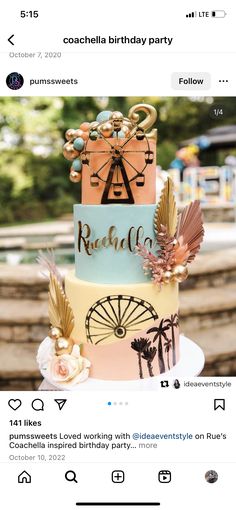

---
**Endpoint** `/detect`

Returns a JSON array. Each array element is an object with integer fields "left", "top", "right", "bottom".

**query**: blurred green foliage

[{"left": 0, "top": 96, "right": 236, "bottom": 224}]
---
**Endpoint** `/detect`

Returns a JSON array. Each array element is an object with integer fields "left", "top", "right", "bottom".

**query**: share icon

[{"left": 54, "top": 399, "right": 67, "bottom": 411}]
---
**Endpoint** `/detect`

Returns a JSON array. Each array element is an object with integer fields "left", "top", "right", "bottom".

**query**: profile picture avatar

[{"left": 6, "top": 72, "right": 24, "bottom": 90}]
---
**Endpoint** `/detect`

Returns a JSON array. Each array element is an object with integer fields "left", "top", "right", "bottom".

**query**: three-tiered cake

[{"left": 37, "top": 104, "right": 204, "bottom": 388}]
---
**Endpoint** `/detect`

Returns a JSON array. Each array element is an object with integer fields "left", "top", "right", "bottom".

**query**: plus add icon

[{"left": 111, "top": 470, "right": 125, "bottom": 483}]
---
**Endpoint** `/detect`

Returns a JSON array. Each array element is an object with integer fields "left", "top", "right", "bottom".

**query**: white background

[
  {"left": 0, "top": 1, "right": 236, "bottom": 508},
  {"left": 1, "top": 382, "right": 235, "bottom": 509},
  {"left": 0, "top": 0, "right": 235, "bottom": 95}
]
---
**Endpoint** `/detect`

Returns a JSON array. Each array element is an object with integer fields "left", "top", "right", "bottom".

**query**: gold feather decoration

[
  {"left": 48, "top": 274, "right": 74, "bottom": 338},
  {"left": 175, "top": 200, "right": 204, "bottom": 263},
  {"left": 37, "top": 250, "right": 75, "bottom": 354},
  {"left": 36, "top": 249, "right": 64, "bottom": 288},
  {"left": 154, "top": 178, "right": 177, "bottom": 237}
]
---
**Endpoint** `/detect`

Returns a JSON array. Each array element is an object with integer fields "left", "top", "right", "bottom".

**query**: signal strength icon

[{"left": 186, "top": 11, "right": 197, "bottom": 18}]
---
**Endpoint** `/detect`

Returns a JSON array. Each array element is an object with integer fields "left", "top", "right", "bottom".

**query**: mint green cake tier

[{"left": 74, "top": 204, "right": 156, "bottom": 284}]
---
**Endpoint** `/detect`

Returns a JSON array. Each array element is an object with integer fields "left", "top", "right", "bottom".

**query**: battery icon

[{"left": 211, "top": 10, "right": 227, "bottom": 17}]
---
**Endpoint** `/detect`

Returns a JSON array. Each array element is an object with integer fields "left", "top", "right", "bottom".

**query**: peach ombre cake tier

[{"left": 37, "top": 104, "right": 204, "bottom": 388}]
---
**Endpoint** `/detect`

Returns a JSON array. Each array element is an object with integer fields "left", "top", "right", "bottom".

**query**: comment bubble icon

[{"left": 31, "top": 399, "right": 44, "bottom": 411}]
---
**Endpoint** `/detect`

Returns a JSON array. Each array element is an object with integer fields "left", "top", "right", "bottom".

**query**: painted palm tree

[
  {"left": 147, "top": 319, "right": 169, "bottom": 373},
  {"left": 142, "top": 345, "right": 157, "bottom": 377},
  {"left": 131, "top": 338, "right": 148, "bottom": 379},
  {"left": 164, "top": 338, "right": 172, "bottom": 370},
  {"left": 164, "top": 314, "right": 179, "bottom": 366}
]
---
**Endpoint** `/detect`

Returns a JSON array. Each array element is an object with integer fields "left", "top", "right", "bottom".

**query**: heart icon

[{"left": 8, "top": 399, "right": 22, "bottom": 411}]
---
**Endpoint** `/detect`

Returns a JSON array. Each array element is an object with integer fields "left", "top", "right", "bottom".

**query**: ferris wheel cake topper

[{"left": 63, "top": 104, "right": 157, "bottom": 205}]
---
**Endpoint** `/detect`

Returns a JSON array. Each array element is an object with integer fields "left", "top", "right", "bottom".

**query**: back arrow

[{"left": 8, "top": 34, "right": 14, "bottom": 46}]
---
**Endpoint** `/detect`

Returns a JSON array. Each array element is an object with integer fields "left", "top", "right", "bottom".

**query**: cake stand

[{"left": 38, "top": 335, "right": 205, "bottom": 391}]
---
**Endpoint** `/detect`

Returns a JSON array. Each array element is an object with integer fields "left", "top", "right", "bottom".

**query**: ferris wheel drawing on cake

[
  {"left": 82, "top": 123, "right": 154, "bottom": 204},
  {"left": 85, "top": 294, "right": 158, "bottom": 345}
]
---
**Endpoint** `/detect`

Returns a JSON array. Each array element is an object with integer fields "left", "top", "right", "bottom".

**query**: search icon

[{"left": 65, "top": 470, "right": 78, "bottom": 483}]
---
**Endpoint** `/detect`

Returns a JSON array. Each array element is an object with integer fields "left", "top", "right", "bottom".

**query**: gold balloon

[
  {"left": 110, "top": 111, "right": 123, "bottom": 121},
  {"left": 74, "top": 128, "right": 84, "bottom": 138},
  {"left": 55, "top": 336, "right": 74, "bottom": 355},
  {"left": 98, "top": 121, "right": 113, "bottom": 138},
  {"left": 50, "top": 327, "right": 61, "bottom": 340},
  {"left": 81, "top": 131, "right": 89, "bottom": 141},
  {"left": 65, "top": 128, "right": 76, "bottom": 141},
  {"left": 162, "top": 270, "right": 173, "bottom": 284},
  {"left": 90, "top": 121, "right": 99, "bottom": 130},
  {"left": 70, "top": 170, "right": 82, "bottom": 183},
  {"left": 63, "top": 142, "right": 79, "bottom": 161},
  {"left": 172, "top": 264, "right": 188, "bottom": 283},
  {"left": 80, "top": 122, "right": 90, "bottom": 131},
  {"left": 122, "top": 125, "right": 130, "bottom": 137},
  {"left": 123, "top": 119, "right": 133, "bottom": 130}
]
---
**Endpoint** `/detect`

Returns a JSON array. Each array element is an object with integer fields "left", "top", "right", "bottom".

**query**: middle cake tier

[
  {"left": 65, "top": 271, "right": 178, "bottom": 340},
  {"left": 65, "top": 274, "right": 179, "bottom": 379},
  {"left": 74, "top": 204, "right": 157, "bottom": 284}
]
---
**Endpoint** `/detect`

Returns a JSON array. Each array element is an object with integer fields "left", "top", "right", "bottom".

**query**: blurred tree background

[{"left": 0, "top": 96, "right": 236, "bottom": 224}]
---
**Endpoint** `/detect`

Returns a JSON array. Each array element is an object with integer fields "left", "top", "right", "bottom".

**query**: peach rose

[{"left": 48, "top": 345, "right": 91, "bottom": 386}]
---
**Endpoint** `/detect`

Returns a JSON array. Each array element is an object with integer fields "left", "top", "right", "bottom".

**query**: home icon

[{"left": 18, "top": 471, "right": 31, "bottom": 484}]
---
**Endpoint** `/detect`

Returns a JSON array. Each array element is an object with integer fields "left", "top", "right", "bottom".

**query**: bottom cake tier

[
  {"left": 38, "top": 335, "right": 205, "bottom": 390},
  {"left": 64, "top": 271, "right": 180, "bottom": 381}
]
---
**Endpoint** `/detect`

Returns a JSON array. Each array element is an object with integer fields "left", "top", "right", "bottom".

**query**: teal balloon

[
  {"left": 96, "top": 111, "right": 112, "bottom": 123},
  {"left": 170, "top": 158, "right": 184, "bottom": 170},
  {"left": 197, "top": 136, "right": 210, "bottom": 150},
  {"left": 73, "top": 137, "right": 84, "bottom": 151},
  {"left": 72, "top": 159, "right": 82, "bottom": 172}
]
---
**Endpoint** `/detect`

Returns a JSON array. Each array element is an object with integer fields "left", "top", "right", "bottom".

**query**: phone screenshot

[{"left": 0, "top": 2, "right": 235, "bottom": 509}]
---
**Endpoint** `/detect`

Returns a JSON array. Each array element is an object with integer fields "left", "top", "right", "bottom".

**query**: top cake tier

[{"left": 63, "top": 104, "right": 157, "bottom": 205}]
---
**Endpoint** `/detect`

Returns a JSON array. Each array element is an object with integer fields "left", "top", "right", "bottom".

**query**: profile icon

[
  {"left": 173, "top": 379, "right": 180, "bottom": 389},
  {"left": 205, "top": 470, "right": 218, "bottom": 483},
  {"left": 6, "top": 72, "right": 24, "bottom": 90}
]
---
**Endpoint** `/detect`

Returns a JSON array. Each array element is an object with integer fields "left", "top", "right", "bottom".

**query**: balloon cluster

[
  {"left": 63, "top": 110, "right": 133, "bottom": 183},
  {"left": 170, "top": 145, "right": 200, "bottom": 172},
  {"left": 63, "top": 122, "right": 90, "bottom": 183},
  {"left": 170, "top": 136, "right": 210, "bottom": 172}
]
